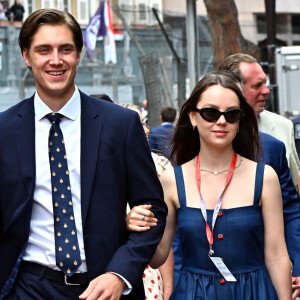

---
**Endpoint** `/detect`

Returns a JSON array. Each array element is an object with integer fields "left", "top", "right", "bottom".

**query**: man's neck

[{"left": 36, "top": 86, "right": 76, "bottom": 112}]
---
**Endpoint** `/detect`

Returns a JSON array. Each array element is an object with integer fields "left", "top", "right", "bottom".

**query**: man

[
  {"left": 219, "top": 53, "right": 300, "bottom": 190},
  {"left": 148, "top": 107, "right": 176, "bottom": 159},
  {"left": 218, "top": 53, "right": 300, "bottom": 299},
  {"left": 0, "top": 9, "right": 167, "bottom": 300}
]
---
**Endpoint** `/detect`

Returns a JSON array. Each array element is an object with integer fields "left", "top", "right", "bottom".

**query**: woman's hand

[{"left": 126, "top": 204, "right": 157, "bottom": 231}]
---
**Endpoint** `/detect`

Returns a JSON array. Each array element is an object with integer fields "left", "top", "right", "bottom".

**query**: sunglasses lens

[
  {"left": 201, "top": 108, "right": 220, "bottom": 122},
  {"left": 198, "top": 108, "right": 243, "bottom": 123},
  {"left": 225, "top": 110, "right": 243, "bottom": 123}
]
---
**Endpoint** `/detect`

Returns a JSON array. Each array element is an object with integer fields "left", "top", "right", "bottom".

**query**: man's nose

[
  {"left": 262, "top": 84, "right": 270, "bottom": 95},
  {"left": 50, "top": 51, "right": 62, "bottom": 65}
]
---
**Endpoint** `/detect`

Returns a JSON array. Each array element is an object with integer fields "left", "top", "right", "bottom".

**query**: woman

[{"left": 128, "top": 71, "right": 291, "bottom": 299}]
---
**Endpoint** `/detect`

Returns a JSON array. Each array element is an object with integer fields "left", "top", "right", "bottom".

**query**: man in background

[
  {"left": 219, "top": 53, "right": 300, "bottom": 189},
  {"left": 219, "top": 53, "right": 300, "bottom": 300},
  {"left": 148, "top": 106, "right": 176, "bottom": 160}
]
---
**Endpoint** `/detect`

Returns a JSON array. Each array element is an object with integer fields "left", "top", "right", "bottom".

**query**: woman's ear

[{"left": 188, "top": 110, "right": 197, "bottom": 128}]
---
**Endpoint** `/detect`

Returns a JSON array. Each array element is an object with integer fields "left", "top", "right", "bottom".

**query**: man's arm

[
  {"left": 277, "top": 144, "right": 300, "bottom": 299},
  {"left": 277, "top": 143, "right": 300, "bottom": 275},
  {"left": 260, "top": 132, "right": 300, "bottom": 275},
  {"left": 287, "top": 120, "right": 300, "bottom": 190},
  {"left": 105, "top": 113, "right": 167, "bottom": 280},
  {"left": 81, "top": 111, "right": 167, "bottom": 299}
]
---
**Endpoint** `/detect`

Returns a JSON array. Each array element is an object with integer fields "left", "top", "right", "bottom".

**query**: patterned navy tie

[{"left": 47, "top": 113, "right": 81, "bottom": 276}]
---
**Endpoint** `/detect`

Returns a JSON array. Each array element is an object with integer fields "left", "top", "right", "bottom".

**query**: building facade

[
  {"left": 5, "top": 0, "right": 300, "bottom": 46},
  {"left": 163, "top": 0, "right": 300, "bottom": 47},
  {"left": 2, "top": 0, "right": 300, "bottom": 112}
]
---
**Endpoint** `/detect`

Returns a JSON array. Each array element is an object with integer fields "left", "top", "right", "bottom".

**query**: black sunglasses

[{"left": 194, "top": 107, "right": 244, "bottom": 124}]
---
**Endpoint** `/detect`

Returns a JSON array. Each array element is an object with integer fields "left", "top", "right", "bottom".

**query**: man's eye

[
  {"left": 254, "top": 83, "right": 262, "bottom": 89},
  {"left": 62, "top": 48, "right": 72, "bottom": 53},
  {"left": 38, "top": 48, "right": 49, "bottom": 53}
]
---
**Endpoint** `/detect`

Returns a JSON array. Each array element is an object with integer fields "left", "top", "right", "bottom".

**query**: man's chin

[
  {"left": 256, "top": 108, "right": 264, "bottom": 114},
  {"left": 255, "top": 104, "right": 265, "bottom": 115}
]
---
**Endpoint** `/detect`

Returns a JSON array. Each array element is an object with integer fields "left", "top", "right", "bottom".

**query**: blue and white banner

[
  {"left": 103, "top": 0, "right": 117, "bottom": 64},
  {"left": 84, "top": 0, "right": 117, "bottom": 64},
  {"left": 83, "top": 2, "right": 105, "bottom": 58}
]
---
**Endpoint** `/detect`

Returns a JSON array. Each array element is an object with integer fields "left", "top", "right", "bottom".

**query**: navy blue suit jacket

[
  {"left": 260, "top": 132, "right": 300, "bottom": 275},
  {"left": 173, "top": 131, "right": 300, "bottom": 285},
  {"left": 148, "top": 123, "right": 174, "bottom": 159},
  {"left": 0, "top": 92, "right": 167, "bottom": 298}
]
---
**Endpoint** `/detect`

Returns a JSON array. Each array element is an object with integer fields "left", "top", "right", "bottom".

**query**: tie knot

[{"left": 47, "top": 113, "right": 63, "bottom": 125}]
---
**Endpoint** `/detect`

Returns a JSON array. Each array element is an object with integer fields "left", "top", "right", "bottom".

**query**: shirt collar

[
  {"left": 257, "top": 113, "right": 261, "bottom": 129},
  {"left": 34, "top": 86, "right": 80, "bottom": 121}
]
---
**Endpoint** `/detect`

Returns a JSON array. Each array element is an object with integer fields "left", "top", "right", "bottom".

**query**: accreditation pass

[{"left": 209, "top": 256, "right": 237, "bottom": 281}]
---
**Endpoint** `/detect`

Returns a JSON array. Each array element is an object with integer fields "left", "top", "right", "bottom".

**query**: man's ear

[
  {"left": 76, "top": 51, "right": 81, "bottom": 66},
  {"left": 23, "top": 48, "right": 31, "bottom": 68}
]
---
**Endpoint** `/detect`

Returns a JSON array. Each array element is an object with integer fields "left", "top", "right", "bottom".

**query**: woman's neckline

[{"left": 177, "top": 204, "right": 260, "bottom": 211}]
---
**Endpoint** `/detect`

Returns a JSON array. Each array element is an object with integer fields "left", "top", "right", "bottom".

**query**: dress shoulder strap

[
  {"left": 253, "top": 162, "right": 265, "bottom": 206},
  {"left": 174, "top": 165, "right": 187, "bottom": 208}
]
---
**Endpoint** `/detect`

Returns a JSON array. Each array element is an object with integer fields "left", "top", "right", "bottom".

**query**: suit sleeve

[
  {"left": 148, "top": 129, "right": 156, "bottom": 153},
  {"left": 105, "top": 113, "right": 168, "bottom": 287},
  {"left": 287, "top": 121, "right": 300, "bottom": 190},
  {"left": 278, "top": 142, "right": 300, "bottom": 275}
]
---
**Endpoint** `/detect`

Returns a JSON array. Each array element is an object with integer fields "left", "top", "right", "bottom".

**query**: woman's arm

[
  {"left": 262, "top": 165, "right": 292, "bottom": 299},
  {"left": 150, "top": 168, "right": 178, "bottom": 269},
  {"left": 126, "top": 167, "right": 178, "bottom": 269},
  {"left": 126, "top": 205, "right": 174, "bottom": 299},
  {"left": 159, "top": 249, "right": 174, "bottom": 300}
]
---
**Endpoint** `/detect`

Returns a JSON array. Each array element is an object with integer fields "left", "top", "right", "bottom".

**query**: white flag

[{"left": 103, "top": 0, "right": 117, "bottom": 64}]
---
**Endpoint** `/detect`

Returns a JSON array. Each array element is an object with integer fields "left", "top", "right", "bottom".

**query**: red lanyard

[{"left": 195, "top": 152, "right": 237, "bottom": 255}]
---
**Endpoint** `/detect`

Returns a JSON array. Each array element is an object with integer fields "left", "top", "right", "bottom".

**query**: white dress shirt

[{"left": 23, "top": 87, "right": 87, "bottom": 272}]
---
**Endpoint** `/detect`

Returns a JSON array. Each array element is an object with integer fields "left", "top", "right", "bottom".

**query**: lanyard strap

[{"left": 195, "top": 152, "right": 237, "bottom": 255}]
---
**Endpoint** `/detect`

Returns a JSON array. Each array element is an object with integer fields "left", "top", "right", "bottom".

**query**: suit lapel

[
  {"left": 15, "top": 97, "right": 36, "bottom": 197},
  {"left": 80, "top": 92, "right": 103, "bottom": 226}
]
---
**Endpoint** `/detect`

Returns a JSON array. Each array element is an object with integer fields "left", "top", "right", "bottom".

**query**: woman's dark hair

[
  {"left": 90, "top": 94, "right": 114, "bottom": 103},
  {"left": 19, "top": 9, "right": 83, "bottom": 54},
  {"left": 170, "top": 70, "right": 261, "bottom": 165}
]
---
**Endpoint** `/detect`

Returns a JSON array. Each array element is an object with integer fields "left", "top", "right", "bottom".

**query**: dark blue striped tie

[{"left": 47, "top": 113, "right": 81, "bottom": 276}]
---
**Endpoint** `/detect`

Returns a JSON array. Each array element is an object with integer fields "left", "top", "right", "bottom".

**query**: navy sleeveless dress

[{"left": 170, "top": 163, "right": 278, "bottom": 300}]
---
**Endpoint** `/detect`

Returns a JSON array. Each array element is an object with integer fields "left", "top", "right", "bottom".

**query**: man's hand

[
  {"left": 292, "top": 276, "right": 300, "bottom": 300},
  {"left": 79, "top": 273, "right": 125, "bottom": 300}
]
